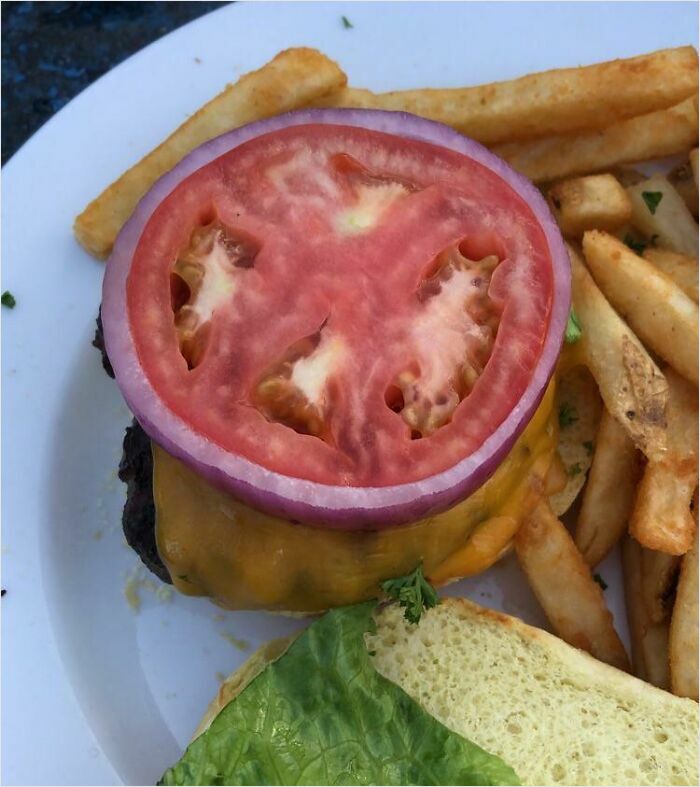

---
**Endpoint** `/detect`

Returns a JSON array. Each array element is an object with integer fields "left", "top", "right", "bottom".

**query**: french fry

[
  {"left": 515, "top": 501, "right": 630, "bottom": 671},
  {"left": 313, "top": 47, "right": 698, "bottom": 145},
  {"left": 641, "top": 622, "right": 671, "bottom": 690},
  {"left": 621, "top": 536, "right": 670, "bottom": 688},
  {"left": 626, "top": 174, "right": 699, "bottom": 257},
  {"left": 643, "top": 248, "right": 699, "bottom": 303},
  {"left": 612, "top": 167, "right": 647, "bottom": 188},
  {"left": 641, "top": 548, "right": 680, "bottom": 624},
  {"left": 668, "top": 160, "right": 699, "bottom": 218},
  {"left": 631, "top": 369, "right": 698, "bottom": 555},
  {"left": 575, "top": 409, "right": 640, "bottom": 566},
  {"left": 547, "top": 174, "right": 631, "bottom": 238},
  {"left": 74, "top": 48, "right": 347, "bottom": 258},
  {"left": 515, "top": 502, "right": 629, "bottom": 670},
  {"left": 669, "top": 524, "right": 699, "bottom": 700},
  {"left": 690, "top": 148, "right": 699, "bottom": 188},
  {"left": 569, "top": 244, "right": 668, "bottom": 460},
  {"left": 549, "top": 365, "right": 602, "bottom": 516},
  {"left": 582, "top": 230, "right": 699, "bottom": 385},
  {"left": 622, "top": 535, "right": 648, "bottom": 679},
  {"left": 494, "top": 98, "right": 698, "bottom": 183}
]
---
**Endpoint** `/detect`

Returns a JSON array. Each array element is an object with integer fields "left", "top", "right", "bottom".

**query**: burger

[{"left": 96, "top": 109, "right": 570, "bottom": 613}]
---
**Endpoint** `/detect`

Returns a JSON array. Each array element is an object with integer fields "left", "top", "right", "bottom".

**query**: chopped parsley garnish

[
  {"left": 623, "top": 233, "right": 647, "bottom": 255},
  {"left": 642, "top": 191, "right": 663, "bottom": 215},
  {"left": 565, "top": 308, "right": 582, "bottom": 344},
  {"left": 568, "top": 462, "right": 583, "bottom": 477},
  {"left": 593, "top": 573, "right": 608, "bottom": 591},
  {"left": 558, "top": 403, "right": 578, "bottom": 428},
  {"left": 583, "top": 440, "right": 594, "bottom": 456},
  {"left": 1, "top": 291, "right": 16, "bottom": 308},
  {"left": 1, "top": 589, "right": 6, "bottom": 597},
  {"left": 381, "top": 564, "right": 438, "bottom": 624},
  {"left": 341, "top": 15, "right": 353, "bottom": 28}
]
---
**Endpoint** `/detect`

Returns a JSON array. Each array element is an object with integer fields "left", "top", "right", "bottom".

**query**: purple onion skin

[{"left": 102, "top": 109, "right": 570, "bottom": 531}]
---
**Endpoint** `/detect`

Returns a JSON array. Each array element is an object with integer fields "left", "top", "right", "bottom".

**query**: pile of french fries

[{"left": 74, "top": 46, "right": 699, "bottom": 701}]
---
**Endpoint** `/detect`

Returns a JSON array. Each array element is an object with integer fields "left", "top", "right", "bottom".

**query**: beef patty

[{"left": 95, "top": 311, "right": 171, "bottom": 583}]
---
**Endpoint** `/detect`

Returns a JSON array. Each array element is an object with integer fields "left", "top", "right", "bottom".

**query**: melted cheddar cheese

[{"left": 154, "top": 383, "right": 557, "bottom": 613}]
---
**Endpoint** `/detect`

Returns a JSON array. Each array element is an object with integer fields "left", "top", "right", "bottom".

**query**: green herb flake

[
  {"left": 341, "top": 14, "right": 353, "bottom": 28},
  {"left": 623, "top": 233, "right": 647, "bottom": 256},
  {"left": 642, "top": 191, "right": 663, "bottom": 215},
  {"left": 159, "top": 603, "right": 519, "bottom": 786},
  {"left": 568, "top": 462, "right": 583, "bottom": 477},
  {"left": 381, "top": 564, "right": 438, "bottom": 624},
  {"left": 558, "top": 403, "right": 578, "bottom": 429},
  {"left": 1, "top": 291, "right": 16, "bottom": 309},
  {"left": 564, "top": 308, "right": 582, "bottom": 344},
  {"left": 593, "top": 573, "right": 608, "bottom": 591},
  {"left": 583, "top": 440, "right": 594, "bottom": 456}
]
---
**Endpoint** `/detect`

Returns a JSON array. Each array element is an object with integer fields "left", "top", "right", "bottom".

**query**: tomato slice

[{"left": 127, "top": 124, "right": 553, "bottom": 487}]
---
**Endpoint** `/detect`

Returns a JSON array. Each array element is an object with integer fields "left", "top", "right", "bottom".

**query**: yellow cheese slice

[{"left": 154, "top": 382, "right": 557, "bottom": 612}]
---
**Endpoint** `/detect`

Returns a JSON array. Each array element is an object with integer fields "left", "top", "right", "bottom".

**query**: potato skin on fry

[
  {"left": 641, "top": 548, "right": 680, "bottom": 625},
  {"left": 622, "top": 535, "right": 649, "bottom": 680},
  {"left": 74, "top": 48, "right": 348, "bottom": 258},
  {"left": 569, "top": 244, "right": 668, "bottom": 460},
  {"left": 515, "top": 501, "right": 630, "bottom": 672},
  {"left": 582, "top": 230, "right": 699, "bottom": 386}
]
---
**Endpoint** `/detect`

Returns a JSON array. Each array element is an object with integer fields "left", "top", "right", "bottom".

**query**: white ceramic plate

[{"left": 2, "top": 2, "right": 697, "bottom": 784}]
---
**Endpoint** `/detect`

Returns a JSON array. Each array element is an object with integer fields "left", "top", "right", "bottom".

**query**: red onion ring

[{"left": 102, "top": 109, "right": 570, "bottom": 530}]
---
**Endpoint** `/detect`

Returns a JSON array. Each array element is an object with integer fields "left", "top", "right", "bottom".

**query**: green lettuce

[{"left": 160, "top": 602, "right": 519, "bottom": 786}]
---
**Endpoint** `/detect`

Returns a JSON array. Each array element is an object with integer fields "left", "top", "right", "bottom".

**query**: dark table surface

[{"left": 1, "top": 1, "right": 228, "bottom": 164}]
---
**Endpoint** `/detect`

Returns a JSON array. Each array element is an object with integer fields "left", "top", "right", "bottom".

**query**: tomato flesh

[{"left": 128, "top": 124, "right": 553, "bottom": 487}]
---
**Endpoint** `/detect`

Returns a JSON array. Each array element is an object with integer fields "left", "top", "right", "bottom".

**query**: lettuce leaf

[{"left": 160, "top": 603, "right": 519, "bottom": 785}]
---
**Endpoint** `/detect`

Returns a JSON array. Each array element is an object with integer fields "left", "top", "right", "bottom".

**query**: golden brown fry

[
  {"left": 626, "top": 174, "right": 699, "bottom": 257},
  {"left": 582, "top": 230, "right": 699, "bottom": 385},
  {"left": 622, "top": 535, "right": 648, "bottom": 680},
  {"left": 313, "top": 47, "right": 698, "bottom": 145},
  {"left": 631, "top": 369, "right": 698, "bottom": 555},
  {"left": 669, "top": 524, "right": 699, "bottom": 700},
  {"left": 668, "top": 160, "right": 699, "bottom": 219},
  {"left": 549, "top": 366, "right": 602, "bottom": 516},
  {"left": 641, "top": 548, "right": 680, "bottom": 624},
  {"left": 515, "top": 501, "right": 630, "bottom": 671},
  {"left": 547, "top": 174, "right": 631, "bottom": 238},
  {"left": 569, "top": 244, "right": 668, "bottom": 459},
  {"left": 643, "top": 248, "right": 699, "bottom": 303},
  {"left": 74, "top": 48, "right": 347, "bottom": 258},
  {"left": 576, "top": 409, "right": 640, "bottom": 566},
  {"left": 494, "top": 98, "right": 698, "bottom": 183}
]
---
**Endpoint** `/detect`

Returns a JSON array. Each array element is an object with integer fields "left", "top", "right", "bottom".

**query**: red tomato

[{"left": 128, "top": 124, "right": 553, "bottom": 487}]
